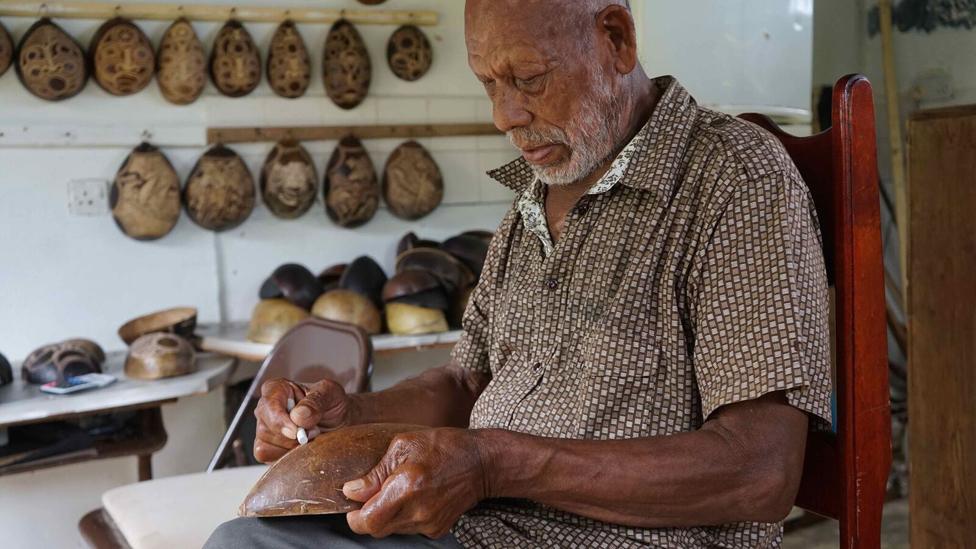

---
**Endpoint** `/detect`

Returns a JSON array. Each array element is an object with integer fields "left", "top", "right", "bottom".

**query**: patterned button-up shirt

[{"left": 450, "top": 76, "right": 832, "bottom": 548}]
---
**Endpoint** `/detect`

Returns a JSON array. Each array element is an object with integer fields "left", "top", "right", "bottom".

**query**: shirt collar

[{"left": 487, "top": 76, "right": 698, "bottom": 199}]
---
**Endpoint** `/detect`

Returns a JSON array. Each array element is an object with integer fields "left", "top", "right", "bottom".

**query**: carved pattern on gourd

[
  {"left": 322, "top": 20, "right": 371, "bottom": 109},
  {"left": 387, "top": 25, "right": 432, "bottom": 82},
  {"left": 184, "top": 148, "right": 256, "bottom": 231},
  {"left": 0, "top": 22, "right": 13, "bottom": 77},
  {"left": 383, "top": 141, "right": 444, "bottom": 220},
  {"left": 157, "top": 18, "right": 207, "bottom": 105},
  {"left": 91, "top": 18, "right": 155, "bottom": 96},
  {"left": 268, "top": 21, "right": 311, "bottom": 99},
  {"left": 210, "top": 21, "right": 261, "bottom": 97},
  {"left": 16, "top": 19, "right": 88, "bottom": 101},
  {"left": 111, "top": 145, "right": 181, "bottom": 240},
  {"left": 326, "top": 137, "right": 380, "bottom": 227},
  {"left": 261, "top": 141, "right": 318, "bottom": 219}
]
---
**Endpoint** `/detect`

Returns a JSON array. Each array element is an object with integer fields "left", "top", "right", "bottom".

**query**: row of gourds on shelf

[
  {"left": 112, "top": 136, "right": 444, "bottom": 240},
  {"left": 0, "top": 12, "right": 431, "bottom": 106}
]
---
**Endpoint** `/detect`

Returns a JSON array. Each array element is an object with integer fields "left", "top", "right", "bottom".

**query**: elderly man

[{"left": 206, "top": 0, "right": 830, "bottom": 547}]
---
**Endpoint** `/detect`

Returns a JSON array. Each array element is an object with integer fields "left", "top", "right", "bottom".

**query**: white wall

[{"left": 0, "top": 0, "right": 517, "bottom": 361}]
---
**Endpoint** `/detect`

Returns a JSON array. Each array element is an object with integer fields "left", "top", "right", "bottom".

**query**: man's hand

[
  {"left": 253, "top": 378, "right": 353, "bottom": 463},
  {"left": 342, "top": 428, "right": 488, "bottom": 539}
]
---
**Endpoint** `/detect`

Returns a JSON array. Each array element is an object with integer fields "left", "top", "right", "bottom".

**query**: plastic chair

[{"left": 739, "top": 74, "right": 891, "bottom": 548}]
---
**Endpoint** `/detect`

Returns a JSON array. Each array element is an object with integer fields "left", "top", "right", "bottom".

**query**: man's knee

[{"left": 204, "top": 517, "right": 262, "bottom": 549}]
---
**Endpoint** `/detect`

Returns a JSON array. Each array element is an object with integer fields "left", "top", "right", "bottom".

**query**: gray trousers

[{"left": 204, "top": 515, "right": 463, "bottom": 549}]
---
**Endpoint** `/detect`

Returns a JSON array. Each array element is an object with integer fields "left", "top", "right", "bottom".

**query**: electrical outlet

[{"left": 68, "top": 179, "right": 110, "bottom": 216}]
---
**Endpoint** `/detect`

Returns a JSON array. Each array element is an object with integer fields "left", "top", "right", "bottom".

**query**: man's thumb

[{"left": 342, "top": 461, "right": 390, "bottom": 503}]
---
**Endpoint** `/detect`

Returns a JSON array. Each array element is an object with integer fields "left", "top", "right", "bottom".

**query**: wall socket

[{"left": 68, "top": 179, "right": 110, "bottom": 216}]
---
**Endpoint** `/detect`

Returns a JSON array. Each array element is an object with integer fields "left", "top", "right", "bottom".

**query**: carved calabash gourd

[
  {"left": 317, "top": 263, "right": 347, "bottom": 292},
  {"left": 311, "top": 289, "right": 382, "bottom": 335},
  {"left": 241, "top": 424, "right": 426, "bottom": 517},
  {"left": 339, "top": 256, "right": 388, "bottom": 308},
  {"left": 0, "top": 351, "right": 12, "bottom": 387},
  {"left": 110, "top": 143, "right": 181, "bottom": 241},
  {"left": 325, "top": 136, "right": 379, "bottom": 228},
  {"left": 322, "top": 19, "right": 371, "bottom": 110},
  {"left": 247, "top": 299, "right": 309, "bottom": 344},
  {"left": 22, "top": 343, "right": 102, "bottom": 385},
  {"left": 383, "top": 141, "right": 444, "bottom": 220},
  {"left": 267, "top": 20, "right": 311, "bottom": 99},
  {"left": 259, "top": 263, "right": 324, "bottom": 310},
  {"left": 210, "top": 20, "right": 261, "bottom": 98},
  {"left": 157, "top": 18, "right": 207, "bottom": 105},
  {"left": 387, "top": 25, "right": 432, "bottom": 82},
  {"left": 0, "top": 21, "right": 13, "bottom": 78},
  {"left": 125, "top": 333, "right": 197, "bottom": 381},
  {"left": 90, "top": 18, "right": 155, "bottom": 96},
  {"left": 184, "top": 145, "right": 256, "bottom": 232},
  {"left": 16, "top": 18, "right": 89, "bottom": 101},
  {"left": 260, "top": 140, "right": 318, "bottom": 219}
]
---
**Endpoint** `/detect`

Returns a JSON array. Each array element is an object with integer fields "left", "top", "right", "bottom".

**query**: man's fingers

[
  {"left": 343, "top": 455, "right": 394, "bottom": 503},
  {"left": 256, "top": 423, "right": 299, "bottom": 449},
  {"left": 253, "top": 439, "right": 291, "bottom": 464},
  {"left": 291, "top": 379, "right": 346, "bottom": 430},
  {"left": 256, "top": 379, "right": 306, "bottom": 440},
  {"left": 346, "top": 474, "right": 408, "bottom": 537}
]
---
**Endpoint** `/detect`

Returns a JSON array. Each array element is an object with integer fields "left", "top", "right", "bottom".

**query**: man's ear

[{"left": 596, "top": 5, "right": 639, "bottom": 75}]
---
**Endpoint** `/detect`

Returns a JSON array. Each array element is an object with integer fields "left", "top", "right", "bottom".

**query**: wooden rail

[
  {"left": 0, "top": 1, "right": 439, "bottom": 25},
  {"left": 207, "top": 123, "right": 503, "bottom": 144}
]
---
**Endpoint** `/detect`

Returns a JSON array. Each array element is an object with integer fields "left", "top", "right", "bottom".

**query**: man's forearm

[
  {"left": 347, "top": 363, "right": 489, "bottom": 428},
  {"left": 474, "top": 395, "right": 807, "bottom": 527}
]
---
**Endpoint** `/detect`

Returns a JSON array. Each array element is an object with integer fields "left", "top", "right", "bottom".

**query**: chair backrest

[
  {"left": 739, "top": 74, "right": 891, "bottom": 548},
  {"left": 207, "top": 318, "right": 372, "bottom": 472}
]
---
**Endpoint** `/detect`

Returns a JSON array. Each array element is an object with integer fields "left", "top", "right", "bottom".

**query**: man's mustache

[{"left": 507, "top": 126, "right": 569, "bottom": 150}]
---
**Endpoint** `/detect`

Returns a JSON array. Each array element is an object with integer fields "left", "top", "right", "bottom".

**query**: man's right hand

[{"left": 253, "top": 377, "right": 354, "bottom": 463}]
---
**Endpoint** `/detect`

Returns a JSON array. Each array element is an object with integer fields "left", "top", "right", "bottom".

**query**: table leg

[{"left": 137, "top": 454, "right": 152, "bottom": 481}]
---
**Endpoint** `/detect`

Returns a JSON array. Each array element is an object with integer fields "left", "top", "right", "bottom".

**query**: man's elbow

[{"left": 740, "top": 466, "right": 800, "bottom": 523}]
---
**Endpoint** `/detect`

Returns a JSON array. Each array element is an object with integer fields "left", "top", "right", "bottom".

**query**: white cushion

[{"left": 102, "top": 466, "right": 267, "bottom": 549}]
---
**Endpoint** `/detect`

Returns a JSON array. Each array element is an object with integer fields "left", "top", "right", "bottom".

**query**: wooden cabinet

[{"left": 907, "top": 105, "right": 976, "bottom": 549}]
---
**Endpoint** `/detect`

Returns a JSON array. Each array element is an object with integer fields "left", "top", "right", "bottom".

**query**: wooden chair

[
  {"left": 739, "top": 74, "right": 892, "bottom": 548},
  {"left": 80, "top": 318, "right": 373, "bottom": 549}
]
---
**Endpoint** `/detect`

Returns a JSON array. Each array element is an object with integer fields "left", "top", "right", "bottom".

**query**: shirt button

[
  {"left": 545, "top": 278, "right": 559, "bottom": 290},
  {"left": 574, "top": 202, "right": 589, "bottom": 215},
  {"left": 532, "top": 362, "right": 542, "bottom": 373}
]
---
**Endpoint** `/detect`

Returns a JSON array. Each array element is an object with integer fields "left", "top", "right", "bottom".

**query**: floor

[{"left": 783, "top": 499, "right": 909, "bottom": 548}]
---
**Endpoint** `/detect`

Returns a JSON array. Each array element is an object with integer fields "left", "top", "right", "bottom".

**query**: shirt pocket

[
  {"left": 576, "top": 341, "right": 662, "bottom": 440},
  {"left": 470, "top": 348, "right": 545, "bottom": 430}
]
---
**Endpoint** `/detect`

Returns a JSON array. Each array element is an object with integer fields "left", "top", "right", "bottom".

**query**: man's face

[{"left": 466, "top": 0, "right": 622, "bottom": 186}]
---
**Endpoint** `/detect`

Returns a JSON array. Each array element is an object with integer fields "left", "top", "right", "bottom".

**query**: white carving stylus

[{"left": 286, "top": 398, "right": 309, "bottom": 446}]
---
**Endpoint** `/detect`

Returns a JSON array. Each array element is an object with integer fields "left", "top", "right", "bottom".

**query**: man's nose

[{"left": 491, "top": 90, "right": 532, "bottom": 133}]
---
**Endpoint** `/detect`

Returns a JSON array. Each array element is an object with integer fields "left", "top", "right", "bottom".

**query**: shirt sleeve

[{"left": 690, "top": 168, "right": 832, "bottom": 429}]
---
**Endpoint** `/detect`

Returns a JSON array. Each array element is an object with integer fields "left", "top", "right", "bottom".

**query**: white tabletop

[{"left": 0, "top": 351, "right": 236, "bottom": 428}]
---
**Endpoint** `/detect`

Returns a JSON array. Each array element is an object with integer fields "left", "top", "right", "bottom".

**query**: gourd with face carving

[
  {"left": 325, "top": 136, "right": 380, "bottom": 228},
  {"left": 184, "top": 145, "right": 256, "bottom": 232},
  {"left": 0, "top": 21, "right": 13, "bottom": 78},
  {"left": 91, "top": 18, "right": 155, "bottom": 96},
  {"left": 268, "top": 21, "right": 311, "bottom": 99},
  {"left": 387, "top": 25, "right": 433, "bottom": 82},
  {"left": 322, "top": 20, "right": 371, "bottom": 110},
  {"left": 16, "top": 19, "right": 89, "bottom": 101},
  {"left": 383, "top": 141, "right": 444, "bottom": 220},
  {"left": 261, "top": 140, "right": 318, "bottom": 219},
  {"left": 111, "top": 143, "right": 181, "bottom": 241},
  {"left": 211, "top": 20, "right": 261, "bottom": 97},
  {"left": 157, "top": 18, "right": 207, "bottom": 105}
]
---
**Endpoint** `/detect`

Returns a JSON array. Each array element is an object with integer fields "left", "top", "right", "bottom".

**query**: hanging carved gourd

[
  {"left": 15, "top": 18, "right": 89, "bottom": 101},
  {"left": 260, "top": 140, "right": 318, "bottom": 219},
  {"left": 210, "top": 20, "right": 261, "bottom": 98},
  {"left": 111, "top": 143, "right": 181, "bottom": 241},
  {"left": 387, "top": 25, "right": 432, "bottom": 81},
  {"left": 0, "top": 21, "right": 13, "bottom": 78},
  {"left": 267, "top": 20, "right": 311, "bottom": 99},
  {"left": 322, "top": 19, "right": 371, "bottom": 110},
  {"left": 382, "top": 141, "right": 444, "bottom": 220},
  {"left": 157, "top": 18, "right": 207, "bottom": 105},
  {"left": 90, "top": 17, "right": 155, "bottom": 96},
  {"left": 325, "top": 136, "right": 380, "bottom": 228},
  {"left": 184, "top": 145, "right": 256, "bottom": 232}
]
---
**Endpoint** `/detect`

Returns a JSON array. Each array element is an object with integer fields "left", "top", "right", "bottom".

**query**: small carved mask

[
  {"left": 387, "top": 25, "right": 432, "bottom": 82},
  {"left": 111, "top": 143, "right": 182, "bottom": 241},
  {"left": 16, "top": 18, "right": 89, "bottom": 101},
  {"left": 210, "top": 20, "right": 261, "bottom": 97},
  {"left": 325, "top": 136, "right": 380, "bottom": 228},
  {"left": 382, "top": 141, "right": 444, "bottom": 220},
  {"left": 260, "top": 140, "right": 318, "bottom": 219},
  {"left": 184, "top": 145, "right": 256, "bottom": 232},
  {"left": 268, "top": 21, "right": 311, "bottom": 99},
  {"left": 157, "top": 18, "right": 207, "bottom": 105},
  {"left": 322, "top": 19, "right": 371, "bottom": 110},
  {"left": 91, "top": 18, "right": 155, "bottom": 96}
]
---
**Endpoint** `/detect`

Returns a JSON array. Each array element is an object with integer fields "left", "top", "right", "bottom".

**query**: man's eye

[{"left": 515, "top": 75, "right": 543, "bottom": 91}]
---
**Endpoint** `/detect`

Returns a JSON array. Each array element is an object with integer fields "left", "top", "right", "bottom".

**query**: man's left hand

[{"left": 342, "top": 428, "right": 489, "bottom": 539}]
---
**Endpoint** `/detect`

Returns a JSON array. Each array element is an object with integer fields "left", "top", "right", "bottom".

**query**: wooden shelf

[
  {"left": 207, "top": 123, "right": 503, "bottom": 145},
  {"left": 0, "top": 1, "right": 438, "bottom": 26}
]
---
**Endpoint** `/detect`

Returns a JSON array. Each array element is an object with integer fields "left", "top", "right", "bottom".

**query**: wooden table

[{"left": 0, "top": 352, "right": 236, "bottom": 480}]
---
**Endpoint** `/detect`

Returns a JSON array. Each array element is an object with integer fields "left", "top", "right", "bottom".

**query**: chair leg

[
  {"left": 137, "top": 454, "right": 152, "bottom": 481},
  {"left": 78, "top": 508, "right": 131, "bottom": 549}
]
